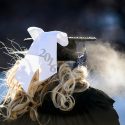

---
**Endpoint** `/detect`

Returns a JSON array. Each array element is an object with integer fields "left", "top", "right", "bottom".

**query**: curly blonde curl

[{"left": 0, "top": 60, "right": 89, "bottom": 125}]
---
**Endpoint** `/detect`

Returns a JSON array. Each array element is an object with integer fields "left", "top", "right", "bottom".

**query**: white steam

[{"left": 86, "top": 42, "right": 125, "bottom": 97}]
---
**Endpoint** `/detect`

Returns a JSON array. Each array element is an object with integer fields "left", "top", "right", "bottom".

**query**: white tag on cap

[
  {"left": 27, "top": 30, "right": 69, "bottom": 81},
  {"left": 15, "top": 27, "right": 69, "bottom": 92}
]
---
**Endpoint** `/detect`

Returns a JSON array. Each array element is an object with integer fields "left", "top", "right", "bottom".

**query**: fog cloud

[{"left": 86, "top": 41, "right": 125, "bottom": 97}]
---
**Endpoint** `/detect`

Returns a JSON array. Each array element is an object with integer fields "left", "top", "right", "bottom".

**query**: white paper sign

[{"left": 15, "top": 27, "right": 69, "bottom": 92}]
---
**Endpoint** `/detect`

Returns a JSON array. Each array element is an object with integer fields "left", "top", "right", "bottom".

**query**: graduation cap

[
  {"left": 58, "top": 36, "right": 96, "bottom": 67},
  {"left": 20, "top": 27, "right": 96, "bottom": 92}
]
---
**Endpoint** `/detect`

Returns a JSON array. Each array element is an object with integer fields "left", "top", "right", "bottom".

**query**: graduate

[{"left": 0, "top": 27, "right": 120, "bottom": 125}]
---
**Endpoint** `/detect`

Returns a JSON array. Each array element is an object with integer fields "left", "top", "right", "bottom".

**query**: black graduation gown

[{"left": 1, "top": 87, "right": 120, "bottom": 125}]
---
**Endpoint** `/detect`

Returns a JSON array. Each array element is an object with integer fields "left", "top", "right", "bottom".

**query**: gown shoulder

[{"left": 1, "top": 87, "right": 120, "bottom": 125}]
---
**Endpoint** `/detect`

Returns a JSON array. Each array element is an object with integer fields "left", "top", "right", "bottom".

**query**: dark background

[{"left": 0, "top": 0, "right": 125, "bottom": 69}]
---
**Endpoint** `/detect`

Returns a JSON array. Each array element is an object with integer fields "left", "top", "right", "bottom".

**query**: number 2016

[{"left": 39, "top": 49, "right": 56, "bottom": 72}]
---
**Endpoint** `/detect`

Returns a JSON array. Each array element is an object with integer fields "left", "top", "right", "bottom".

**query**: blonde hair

[{"left": 0, "top": 59, "right": 89, "bottom": 124}]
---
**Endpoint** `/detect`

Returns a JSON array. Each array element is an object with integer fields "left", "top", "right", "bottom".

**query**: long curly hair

[{"left": 0, "top": 59, "right": 89, "bottom": 125}]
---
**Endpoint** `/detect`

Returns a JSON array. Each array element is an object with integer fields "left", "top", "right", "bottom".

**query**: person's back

[{"left": 1, "top": 87, "right": 120, "bottom": 125}]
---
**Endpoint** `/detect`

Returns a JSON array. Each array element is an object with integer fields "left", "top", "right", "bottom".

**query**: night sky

[{"left": 0, "top": 0, "right": 125, "bottom": 43}]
